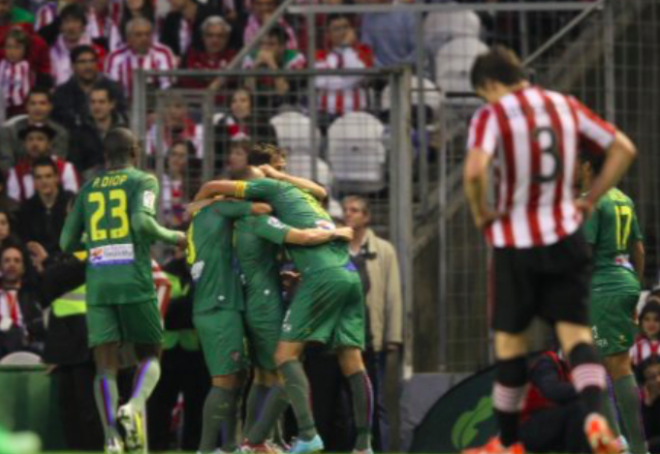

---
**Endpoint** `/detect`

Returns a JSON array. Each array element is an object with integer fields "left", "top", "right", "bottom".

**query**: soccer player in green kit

[
  {"left": 60, "top": 128, "right": 187, "bottom": 454},
  {"left": 580, "top": 152, "right": 647, "bottom": 454},
  {"left": 195, "top": 148, "right": 374, "bottom": 454},
  {"left": 186, "top": 196, "right": 271, "bottom": 454}
]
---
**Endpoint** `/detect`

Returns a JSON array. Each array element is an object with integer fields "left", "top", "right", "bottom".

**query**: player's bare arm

[
  {"left": 259, "top": 164, "right": 328, "bottom": 200},
  {"left": 285, "top": 226, "right": 354, "bottom": 246},
  {"left": 132, "top": 212, "right": 186, "bottom": 248},
  {"left": 577, "top": 131, "right": 637, "bottom": 216},
  {"left": 632, "top": 240, "right": 645, "bottom": 284},
  {"left": 194, "top": 180, "right": 240, "bottom": 201},
  {"left": 463, "top": 147, "right": 500, "bottom": 229},
  {"left": 187, "top": 197, "right": 272, "bottom": 216}
]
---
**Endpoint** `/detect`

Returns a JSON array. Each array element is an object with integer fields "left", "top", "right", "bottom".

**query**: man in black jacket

[
  {"left": 52, "top": 45, "right": 127, "bottom": 130},
  {"left": 17, "top": 158, "right": 74, "bottom": 256}
]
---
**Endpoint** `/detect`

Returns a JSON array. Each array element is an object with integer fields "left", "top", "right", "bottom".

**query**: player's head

[
  {"left": 470, "top": 45, "right": 528, "bottom": 102},
  {"left": 248, "top": 143, "right": 287, "bottom": 170},
  {"left": 104, "top": 127, "right": 139, "bottom": 167},
  {"left": 578, "top": 151, "right": 605, "bottom": 191},
  {"left": 342, "top": 195, "right": 371, "bottom": 230}
]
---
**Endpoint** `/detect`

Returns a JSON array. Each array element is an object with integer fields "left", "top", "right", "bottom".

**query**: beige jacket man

[{"left": 361, "top": 228, "right": 403, "bottom": 352}]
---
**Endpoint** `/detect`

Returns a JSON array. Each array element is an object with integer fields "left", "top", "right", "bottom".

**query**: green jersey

[
  {"left": 186, "top": 200, "right": 253, "bottom": 313},
  {"left": 68, "top": 167, "right": 160, "bottom": 306},
  {"left": 234, "top": 178, "right": 349, "bottom": 274},
  {"left": 234, "top": 215, "right": 290, "bottom": 301},
  {"left": 583, "top": 188, "right": 643, "bottom": 295}
]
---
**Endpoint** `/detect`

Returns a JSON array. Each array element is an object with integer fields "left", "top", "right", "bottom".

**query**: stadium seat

[
  {"left": 423, "top": 9, "right": 481, "bottom": 56},
  {"left": 435, "top": 37, "right": 489, "bottom": 94},
  {"left": 380, "top": 77, "right": 444, "bottom": 122},
  {"left": 327, "top": 112, "right": 386, "bottom": 193},
  {"left": 0, "top": 351, "right": 42, "bottom": 367},
  {"left": 286, "top": 154, "right": 334, "bottom": 190},
  {"left": 270, "top": 111, "right": 322, "bottom": 156}
]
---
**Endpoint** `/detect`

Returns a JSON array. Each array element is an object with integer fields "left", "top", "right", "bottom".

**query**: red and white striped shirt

[
  {"left": 151, "top": 260, "right": 171, "bottom": 318},
  {"left": 105, "top": 43, "right": 176, "bottom": 97},
  {"left": 467, "top": 86, "right": 616, "bottom": 249},
  {"left": 146, "top": 118, "right": 203, "bottom": 158},
  {"left": 35, "top": 2, "right": 57, "bottom": 31},
  {"left": 0, "top": 290, "right": 22, "bottom": 332},
  {"left": 315, "top": 44, "right": 373, "bottom": 116},
  {"left": 7, "top": 157, "right": 80, "bottom": 202},
  {"left": 0, "top": 59, "right": 33, "bottom": 113},
  {"left": 630, "top": 336, "right": 660, "bottom": 366}
]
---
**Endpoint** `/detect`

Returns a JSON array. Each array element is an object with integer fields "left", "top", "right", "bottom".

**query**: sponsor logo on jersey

[
  {"left": 315, "top": 220, "right": 336, "bottom": 231},
  {"left": 267, "top": 216, "right": 285, "bottom": 229},
  {"left": 90, "top": 244, "right": 135, "bottom": 266},
  {"left": 143, "top": 190, "right": 156, "bottom": 211},
  {"left": 191, "top": 261, "right": 204, "bottom": 281}
]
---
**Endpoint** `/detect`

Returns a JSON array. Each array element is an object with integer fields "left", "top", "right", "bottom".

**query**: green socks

[
  {"left": 129, "top": 358, "right": 161, "bottom": 409},
  {"left": 245, "top": 383, "right": 270, "bottom": 435},
  {"left": 199, "top": 387, "right": 240, "bottom": 453},
  {"left": 93, "top": 371, "right": 120, "bottom": 441},
  {"left": 279, "top": 360, "right": 317, "bottom": 440},
  {"left": 348, "top": 371, "right": 373, "bottom": 451},
  {"left": 613, "top": 374, "right": 647, "bottom": 454},
  {"left": 247, "top": 385, "right": 289, "bottom": 445}
]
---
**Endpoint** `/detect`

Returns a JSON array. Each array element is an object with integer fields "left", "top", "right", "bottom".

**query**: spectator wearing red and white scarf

[
  {"left": 49, "top": 4, "right": 107, "bottom": 85},
  {"left": 7, "top": 124, "right": 79, "bottom": 202},
  {"left": 105, "top": 17, "right": 176, "bottom": 98},
  {"left": 315, "top": 14, "right": 373, "bottom": 116},
  {"left": 0, "top": 246, "right": 45, "bottom": 359},
  {"left": 242, "top": 0, "right": 297, "bottom": 49},
  {"left": 632, "top": 300, "right": 660, "bottom": 367},
  {"left": 0, "top": 28, "right": 35, "bottom": 119}
]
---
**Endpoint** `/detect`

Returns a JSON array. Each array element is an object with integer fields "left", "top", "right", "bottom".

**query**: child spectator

[
  {"left": 632, "top": 300, "right": 660, "bottom": 368},
  {"left": 0, "top": 28, "right": 34, "bottom": 119},
  {"left": 638, "top": 356, "right": 660, "bottom": 453}
]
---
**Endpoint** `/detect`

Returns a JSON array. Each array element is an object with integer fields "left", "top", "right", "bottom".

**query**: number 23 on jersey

[{"left": 88, "top": 190, "right": 130, "bottom": 241}]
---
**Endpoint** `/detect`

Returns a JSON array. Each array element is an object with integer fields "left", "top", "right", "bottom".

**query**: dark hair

[
  {"left": 60, "top": 4, "right": 88, "bottom": 26},
  {"left": 104, "top": 127, "right": 137, "bottom": 165},
  {"left": 265, "top": 25, "right": 288, "bottom": 46},
  {"left": 169, "top": 139, "right": 195, "bottom": 158},
  {"left": 27, "top": 87, "right": 52, "bottom": 103},
  {"left": 327, "top": 13, "right": 353, "bottom": 27},
  {"left": 342, "top": 195, "right": 371, "bottom": 216},
  {"left": 637, "top": 355, "right": 660, "bottom": 383},
  {"left": 470, "top": 45, "right": 527, "bottom": 91},
  {"left": 641, "top": 301, "right": 660, "bottom": 323},
  {"left": 70, "top": 44, "right": 97, "bottom": 64},
  {"left": 119, "top": 0, "right": 155, "bottom": 41},
  {"left": 90, "top": 83, "right": 115, "bottom": 102},
  {"left": 4, "top": 27, "right": 29, "bottom": 52},
  {"left": 248, "top": 143, "right": 285, "bottom": 166},
  {"left": 31, "top": 156, "right": 58, "bottom": 175}
]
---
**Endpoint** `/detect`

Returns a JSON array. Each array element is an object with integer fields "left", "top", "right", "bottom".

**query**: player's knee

[
  {"left": 212, "top": 374, "right": 239, "bottom": 388},
  {"left": 494, "top": 331, "right": 528, "bottom": 359},
  {"left": 274, "top": 342, "right": 302, "bottom": 366},
  {"left": 134, "top": 343, "right": 162, "bottom": 361},
  {"left": 337, "top": 348, "right": 365, "bottom": 376},
  {"left": 93, "top": 342, "right": 120, "bottom": 371}
]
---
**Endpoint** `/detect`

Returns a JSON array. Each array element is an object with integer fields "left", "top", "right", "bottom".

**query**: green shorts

[
  {"left": 590, "top": 293, "right": 639, "bottom": 356},
  {"left": 245, "top": 293, "right": 284, "bottom": 371},
  {"left": 86, "top": 300, "right": 163, "bottom": 347},
  {"left": 194, "top": 309, "right": 246, "bottom": 376},
  {"left": 281, "top": 267, "right": 365, "bottom": 350}
]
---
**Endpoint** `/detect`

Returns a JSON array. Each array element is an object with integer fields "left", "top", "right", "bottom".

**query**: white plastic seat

[
  {"left": 381, "top": 77, "right": 444, "bottom": 117},
  {"left": 0, "top": 351, "right": 42, "bottom": 366},
  {"left": 286, "top": 154, "right": 333, "bottom": 190},
  {"left": 424, "top": 9, "right": 481, "bottom": 55},
  {"left": 327, "top": 112, "right": 386, "bottom": 193},
  {"left": 435, "top": 37, "right": 489, "bottom": 94},
  {"left": 270, "top": 111, "right": 322, "bottom": 156}
]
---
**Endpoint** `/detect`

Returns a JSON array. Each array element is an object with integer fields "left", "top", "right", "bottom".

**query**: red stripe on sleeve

[
  {"left": 493, "top": 102, "right": 516, "bottom": 247},
  {"left": 473, "top": 108, "right": 491, "bottom": 149}
]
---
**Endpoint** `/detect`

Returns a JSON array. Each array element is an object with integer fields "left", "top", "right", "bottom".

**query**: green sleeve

[
  {"left": 582, "top": 204, "right": 599, "bottom": 245},
  {"left": 237, "top": 178, "right": 281, "bottom": 202},
  {"left": 131, "top": 213, "right": 181, "bottom": 245},
  {"left": 210, "top": 200, "right": 253, "bottom": 218},
  {"left": 131, "top": 175, "right": 159, "bottom": 217},
  {"left": 60, "top": 193, "right": 85, "bottom": 252},
  {"left": 244, "top": 215, "right": 290, "bottom": 245}
]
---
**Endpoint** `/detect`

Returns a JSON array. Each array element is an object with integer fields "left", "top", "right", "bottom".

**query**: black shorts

[{"left": 492, "top": 231, "right": 592, "bottom": 334}]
